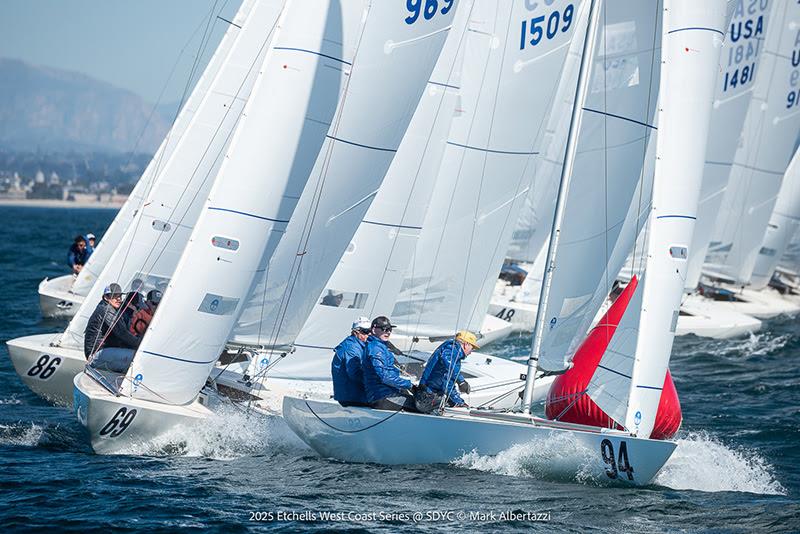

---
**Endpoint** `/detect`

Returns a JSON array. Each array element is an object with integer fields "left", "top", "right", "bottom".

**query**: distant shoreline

[{"left": 0, "top": 199, "right": 123, "bottom": 210}]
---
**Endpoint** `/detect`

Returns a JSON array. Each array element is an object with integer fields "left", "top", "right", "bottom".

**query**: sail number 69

[{"left": 406, "top": 0, "right": 454, "bottom": 25}]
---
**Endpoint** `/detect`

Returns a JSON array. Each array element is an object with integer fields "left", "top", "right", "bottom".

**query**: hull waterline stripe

[
  {"left": 363, "top": 219, "right": 423, "bottom": 230},
  {"left": 272, "top": 46, "right": 351, "bottom": 65},
  {"left": 656, "top": 214, "right": 697, "bottom": 220},
  {"left": 208, "top": 207, "right": 289, "bottom": 224},
  {"left": 598, "top": 364, "right": 632, "bottom": 379},
  {"left": 667, "top": 26, "right": 724, "bottom": 36},
  {"left": 582, "top": 107, "right": 657, "bottom": 130},
  {"left": 327, "top": 135, "right": 397, "bottom": 153},
  {"left": 141, "top": 350, "right": 217, "bottom": 365},
  {"left": 446, "top": 141, "right": 539, "bottom": 156}
]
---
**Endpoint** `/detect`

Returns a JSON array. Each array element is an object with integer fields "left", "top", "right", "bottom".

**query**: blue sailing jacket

[
  {"left": 331, "top": 334, "right": 367, "bottom": 405},
  {"left": 419, "top": 338, "right": 466, "bottom": 405},
  {"left": 362, "top": 335, "right": 412, "bottom": 403}
]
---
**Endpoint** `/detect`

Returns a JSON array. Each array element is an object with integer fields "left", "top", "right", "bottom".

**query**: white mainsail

[
  {"left": 230, "top": 1, "right": 458, "bottom": 350},
  {"left": 123, "top": 0, "right": 457, "bottom": 404},
  {"left": 59, "top": 0, "right": 285, "bottom": 350},
  {"left": 750, "top": 147, "right": 800, "bottom": 288},
  {"left": 684, "top": 0, "right": 771, "bottom": 291},
  {"left": 71, "top": 0, "right": 260, "bottom": 296},
  {"left": 532, "top": 0, "right": 662, "bottom": 374},
  {"left": 706, "top": 0, "right": 800, "bottom": 285},
  {"left": 391, "top": 0, "right": 586, "bottom": 339},
  {"left": 586, "top": 0, "right": 727, "bottom": 438}
]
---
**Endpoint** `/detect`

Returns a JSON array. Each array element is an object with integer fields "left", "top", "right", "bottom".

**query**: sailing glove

[{"left": 457, "top": 379, "right": 470, "bottom": 394}]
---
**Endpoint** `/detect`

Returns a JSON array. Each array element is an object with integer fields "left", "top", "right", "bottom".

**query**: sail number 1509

[{"left": 520, "top": 4, "right": 575, "bottom": 50}]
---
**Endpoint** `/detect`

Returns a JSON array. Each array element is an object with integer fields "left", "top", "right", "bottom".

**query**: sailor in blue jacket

[
  {"left": 361, "top": 316, "right": 416, "bottom": 411},
  {"left": 417, "top": 330, "right": 479, "bottom": 410},
  {"left": 331, "top": 316, "right": 371, "bottom": 406},
  {"left": 67, "top": 234, "right": 92, "bottom": 274}
]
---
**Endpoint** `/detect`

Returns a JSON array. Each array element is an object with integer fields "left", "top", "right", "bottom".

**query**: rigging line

[
  {"left": 602, "top": 1, "right": 610, "bottom": 335},
  {"left": 258, "top": 2, "right": 374, "bottom": 351},
  {"left": 368, "top": 0, "right": 477, "bottom": 321},
  {"left": 116, "top": 10, "right": 279, "bottom": 294},
  {"left": 113, "top": 0, "right": 227, "bottom": 285},
  {"left": 409, "top": 6, "right": 499, "bottom": 338},
  {"left": 305, "top": 400, "right": 405, "bottom": 434},
  {"left": 455, "top": 4, "right": 515, "bottom": 333}
]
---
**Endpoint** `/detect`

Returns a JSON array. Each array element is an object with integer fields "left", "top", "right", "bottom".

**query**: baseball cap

[
  {"left": 86, "top": 233, "right": 96, "bottom": 240},
  {"left": 351, "top": 316, "right": 371, "bottom": 332},
  {"left": 371, "top": 316, "right": 397, "bottom": 331},
  {"left": 103, "top": 283, "right": 123, "bottom": 298}
]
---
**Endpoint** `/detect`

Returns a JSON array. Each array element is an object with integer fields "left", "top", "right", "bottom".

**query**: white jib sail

[
  {"left": 706, "top": 0, "right": 800, "bottom": 285},
  {"left": 589, "top": 0, "right": 727, "bottom": 438},
  {"left": 126, "top": 0, "right": 458, "bottom": 404},
  {"left": 71, "top": 0, "right": 260, "bottom": 296},
  {"left": 266, "top": 2, "right": 472, "bottom": 380},
  {"left": 533, "top": 0, "right": 662, "bottom": 374},
  {"left": 59, "top": 0, "right": 284, "bottom": 350},
  {"left": 391, "top": 0, "right": 586, "bottom": 339},
  {"left": 684, "top": 0, "right": 769, "bottom": 291},
  {"left": 230, "top": 1, "right": 459, "bottom": 350},
  {"left": 750, "top": 147, "right": 800, "bottom": 289}
]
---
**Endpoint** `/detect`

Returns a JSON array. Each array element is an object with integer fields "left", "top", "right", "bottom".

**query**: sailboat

[
  {"left": 699, "top": 0, "right": 800, "bottom": 319},
  {"left": 7, "top": 0, "right": 283, "bottom": 406},
  {"left": 73, "top": 0, "right": 458, "bottom": 454},
  {"left": 284, "top": 0, "right": 726, "bottom": 485},
  {"left": 36, "top": 1, "right": 259, "bottom": 319}
]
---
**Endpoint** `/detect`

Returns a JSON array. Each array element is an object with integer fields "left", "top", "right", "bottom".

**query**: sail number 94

[
  {"left": 520, "top": 4, "right": 574, "bottom": 50},
  {"left": 600, "top": 439, "right": 635, "bottom": 481},
  {"left": 405, "top": 0, "right": 454, "bottom": 24}
]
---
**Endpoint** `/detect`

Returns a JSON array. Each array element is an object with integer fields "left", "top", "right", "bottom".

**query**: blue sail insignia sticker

[{"left": 198, "top": 294, "right": 239, "bottom": 316}]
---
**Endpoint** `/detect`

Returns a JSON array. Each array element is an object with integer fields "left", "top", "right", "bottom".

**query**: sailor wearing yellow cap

[{"left": 415, "top": 330, "right": 479, "bottom": 412}]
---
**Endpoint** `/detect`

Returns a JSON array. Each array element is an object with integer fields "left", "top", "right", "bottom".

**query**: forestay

[
  {"left": 534, "top": 0, "right": 662, "bottom": 374},
  {"left": 588, "top": 0, "right": 727, "bottom": 438},
  {"left": 391, "top": 0, "right": 585, "bottom": 339},
  {"left": 59, "top": 0, "right": 284, "bottom": 350},
  {"left": 684, "top": 0, "right": 770, "bottom": 291},
  {"left": 230, "top": 1, "right": 458, "bottom": 349},
  {"left": 750, "top": 147, "right": 800, "bottom": 289},
  {"left": 71, "top": 0, "right": 260, "bottom": 297},
  {"left": 707, "top": 0, "right": 800, "bottom": 285}
]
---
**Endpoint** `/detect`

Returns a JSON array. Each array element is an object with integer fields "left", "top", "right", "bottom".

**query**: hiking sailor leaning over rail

[
  {"left": 414, "top": 330, "right": 477, "bottom": 413},
  {"left": 83, "top": 283, "right": 141, "bottom": 373},
  {"left": 331, "top": 316, "right": 371, "bottom": 407},
  {"left": 362, "top": 316, "right": 416, "bottom": 412}
]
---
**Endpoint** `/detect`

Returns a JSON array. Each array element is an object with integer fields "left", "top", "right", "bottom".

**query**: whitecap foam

[
  {"left": 706, "top": 332, "right": 792, "bottom": 359},
  {"left": 453, "top": 432, "right": 602, "bottom": 484},
  {"left": 108, "top": 404, "right": 306, "bottom": 460},
  {"left": 0, "top": 422, "right": 44, "bottom": 447},
  {"left": 655, "top": 431, "right": 786, "bottom": 495}
]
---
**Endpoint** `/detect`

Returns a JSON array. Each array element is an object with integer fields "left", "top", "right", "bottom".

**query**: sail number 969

[
  {"left": 405, "top": 0, "right": 454, "bottom": 24},
  {"left": 520, "top": 4, "right": 574, "bottom": 50}
]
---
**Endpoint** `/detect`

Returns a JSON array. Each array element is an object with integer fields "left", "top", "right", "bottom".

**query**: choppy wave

[
  {"left": 655, "top": 431, "right": 786, "bottom": 495},
  {"left": 0, "top": 422, "right": 44, "bottom": 447}
]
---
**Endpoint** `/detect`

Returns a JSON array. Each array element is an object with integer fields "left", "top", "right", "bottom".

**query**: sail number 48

[
  {"left": 405, "top": 0, "right": 454, "bottom": 24},
  {"left": 600, "top": 439, "right": 635, "bottom": 481}
]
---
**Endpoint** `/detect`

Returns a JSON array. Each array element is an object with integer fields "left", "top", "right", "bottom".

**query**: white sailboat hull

[
  {"left": 73, "top": 372, "right": 213, "bottom": 455},
  {"left": 38, "top": 275, "right": 83, "bottom": 318},
  {"left": 6, "top": 333, "right": 86, "bottom": 406},
  {"left": 283, "top": 396, "right": 676, "bottom": 485},
  {"left": 675, "top": 293, "right": 762, "bottom": 339},
  {"left": 708, "top": 284, "right": 800, "bottom": 319},
  {"left": 393, "top": 314, "right": 514, "bottom": 353}
]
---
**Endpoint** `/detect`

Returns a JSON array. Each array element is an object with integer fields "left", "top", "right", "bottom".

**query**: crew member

[
  {"left": 415, "top": 330, "right": 478, "bottom": 412},
  {"left": 331, "top": 316, "right": 371, "bottom": 406},
  {"left": 67, "top": 235, "right": 90, "bottom": 274},
  {"left": 129, "top": 289, "right": 162, "bottom": 336},
  {"left": 84, "top": 283, "right": 142, "bottom": 359},
  {"left": 361, "top": 316, "right": 415, "bottom": 411}
]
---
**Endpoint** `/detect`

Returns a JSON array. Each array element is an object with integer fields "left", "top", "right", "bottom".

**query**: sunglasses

[{"left": 377, "top": 326, "right": 393, "bottom": 333}]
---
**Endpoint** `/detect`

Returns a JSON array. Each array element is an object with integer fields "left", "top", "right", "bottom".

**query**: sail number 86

[{"left": 406, "top": 0, "right": 454, "bottom": 24}]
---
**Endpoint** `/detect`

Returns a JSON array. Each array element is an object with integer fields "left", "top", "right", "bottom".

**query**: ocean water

[{"left": 0, "top": 205, "right": 798, "bottom": 532}]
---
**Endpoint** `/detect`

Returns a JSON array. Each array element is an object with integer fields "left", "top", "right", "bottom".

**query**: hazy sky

[{"left": 0, "top": 0, "right": 244, "bottom": 104}]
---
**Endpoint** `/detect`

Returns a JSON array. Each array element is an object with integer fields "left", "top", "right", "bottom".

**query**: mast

[{"left": 522, "top": 0, "right": 602, "bottom": 414}]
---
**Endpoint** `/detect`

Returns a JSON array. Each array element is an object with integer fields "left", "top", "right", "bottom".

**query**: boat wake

[
  {"left": 654, "top": 431, "right": 786, "bottom": 495},
  {"left": 0, "top": 422, "right": 44, "bottom": 447},
  {"left": 453, "top": 430, "right": 785, "bottom": 494},
  {"left": 705, "top": 332, "right": 792, "bottom": 359},
  {"left": 107, "top": 406, "right": 307, "bottom": 460}
]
